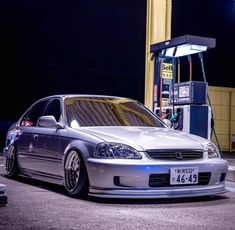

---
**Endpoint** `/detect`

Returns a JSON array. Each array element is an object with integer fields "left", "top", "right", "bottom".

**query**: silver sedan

[{"left": 3, "top": 95, "right": 228, "bottom": 198}]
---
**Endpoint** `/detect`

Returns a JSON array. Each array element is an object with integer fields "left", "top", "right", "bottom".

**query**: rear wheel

[
  {"left": 64, "top": 150, "right": 89, "bottom": 198},
  {"left": 5, "top": 145, "right": 20, "bottom": 177}
]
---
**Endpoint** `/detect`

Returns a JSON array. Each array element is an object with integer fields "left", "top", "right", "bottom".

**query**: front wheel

[
  {"left": 64, "top": 150, "right": 89, "bottom": 198},
  {"left": 5, "top": 145, "right": 20, "bottom": 177}
]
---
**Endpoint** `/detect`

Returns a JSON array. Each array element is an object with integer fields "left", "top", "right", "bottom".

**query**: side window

[
  {"left": 20, "top": 100, "right": 49, "bottom": 127},
  {"left": 43, "top": 99, "right": 61, "bottom": 122}
]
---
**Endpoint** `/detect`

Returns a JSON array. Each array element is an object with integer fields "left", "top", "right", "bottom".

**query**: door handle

[{"left": 33, "top": 134, "right": 39, "bottom": 141}]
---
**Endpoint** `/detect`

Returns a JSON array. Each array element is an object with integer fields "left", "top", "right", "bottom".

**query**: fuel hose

[{"left": 198, "top": 52, "right": 222, "bottom": 156}]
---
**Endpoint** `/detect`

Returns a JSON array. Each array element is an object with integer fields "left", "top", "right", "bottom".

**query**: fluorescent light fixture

[
  {"left": 163, "top": 44, "right": 207, "bottom": 57},
  {"left": 150, "top": 35, "right": 216, "bottom": 58}
]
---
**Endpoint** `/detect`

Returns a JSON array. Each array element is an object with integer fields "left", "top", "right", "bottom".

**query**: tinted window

[
  {"left": 43, "top": 99, "right": 61, "bottom": 122},
  {"left": 65, "top": 97, "right": 164, "bottom": 128},
  {"left": 20, "top": 100, "right": 49, "bottom": 127}
]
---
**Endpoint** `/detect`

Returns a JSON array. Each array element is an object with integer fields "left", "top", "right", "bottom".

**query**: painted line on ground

[{"left": 227, "top": 187, "right": 235, "bottom": 192}]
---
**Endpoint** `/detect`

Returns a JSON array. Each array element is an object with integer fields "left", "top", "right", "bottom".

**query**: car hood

[{"left": 80, "top": 127, "right": 208, "bottom": 151}]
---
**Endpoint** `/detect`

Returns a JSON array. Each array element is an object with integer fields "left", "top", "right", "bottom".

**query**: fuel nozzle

[{"left": 169, "top": 108, "right": 183, "bottom": 130}]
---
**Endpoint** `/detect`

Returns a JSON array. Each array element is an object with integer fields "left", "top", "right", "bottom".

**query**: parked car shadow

[{"left": 2, "top": 174, "right": 68, "bottom": 196}]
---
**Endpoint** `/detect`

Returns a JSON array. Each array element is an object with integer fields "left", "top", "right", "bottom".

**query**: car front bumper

[{"left": 86, "top": 158, "right": 229, "bottom": 199}]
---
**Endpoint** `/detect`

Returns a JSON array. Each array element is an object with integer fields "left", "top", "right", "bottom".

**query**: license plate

[{"left": 170, "top": 167, "right": 198, "bottom": 185}]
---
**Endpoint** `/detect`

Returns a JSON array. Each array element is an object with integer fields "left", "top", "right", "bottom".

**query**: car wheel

[
  {"left": 64, "top": 150, "right": 89, "bottom": 197},
  {"left": 5, "top": 145, "right": 20, "bottom": 177}
]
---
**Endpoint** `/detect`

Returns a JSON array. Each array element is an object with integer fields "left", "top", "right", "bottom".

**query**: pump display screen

[
  {"left": 169, "top": 81, "right": 207, "bottom": 105},
  {"left": 179, "top": 86, "right": 190, "bottom": 98}
]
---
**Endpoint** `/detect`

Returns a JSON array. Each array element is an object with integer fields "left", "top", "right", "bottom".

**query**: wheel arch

[{"left": 61, "top": 140, "right": 96, "bottom": 184}]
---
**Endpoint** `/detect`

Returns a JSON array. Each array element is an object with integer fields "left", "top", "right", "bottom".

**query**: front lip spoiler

[{"left": 88, "top": 184, "right": 229, "bottom": 199}]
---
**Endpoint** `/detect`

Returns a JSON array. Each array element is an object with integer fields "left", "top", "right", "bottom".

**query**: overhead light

[
  {"left": 150, "top": 35, "right": 216, "bottom": 58},
  {"left": 163, "top": 44, "right": 207, "bottom": 57}
]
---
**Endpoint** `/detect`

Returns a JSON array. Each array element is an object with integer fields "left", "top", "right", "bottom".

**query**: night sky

[
  {"left": 0, "top": 0, "right": 147, "bottom": 121},
  {"left": 172, "top": 0, "right": 235, "bottom": 86},
  {"left": 0, "top": 0, "right": 235, "bottom": 138}
]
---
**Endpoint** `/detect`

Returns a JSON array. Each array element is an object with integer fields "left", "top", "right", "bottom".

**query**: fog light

[
  {"left": 220, "top": 173, "right": 226, "bottom": 182},
  {"left": 113, "top": 176, "right": 120, "bottom": 186}
]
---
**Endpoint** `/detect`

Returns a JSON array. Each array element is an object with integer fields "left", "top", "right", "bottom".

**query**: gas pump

[{"left": 150, "top": 35, "right": 219, "bottom": 145}]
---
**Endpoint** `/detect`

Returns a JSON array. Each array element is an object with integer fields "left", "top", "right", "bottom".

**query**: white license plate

[{"left": 170, "top": 167, "right": 198, "bottom": 185}]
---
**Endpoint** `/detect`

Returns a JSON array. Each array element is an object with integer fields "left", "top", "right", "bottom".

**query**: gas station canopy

[{"left": 150, "top": 34, "right": 216, "bottom": 57}]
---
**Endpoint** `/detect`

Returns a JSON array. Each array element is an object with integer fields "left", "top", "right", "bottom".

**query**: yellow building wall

[{"left": 208, "top": 86, "right": 235, "bottom": 152}]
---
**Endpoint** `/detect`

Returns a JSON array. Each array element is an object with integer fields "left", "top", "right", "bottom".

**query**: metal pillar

[{"left": 144, "top": 0, "right": 172, "bottom": 111}]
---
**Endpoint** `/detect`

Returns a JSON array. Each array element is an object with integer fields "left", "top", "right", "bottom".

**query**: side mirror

[
  {"left": 162, "top": 119, "right": 172, "bottom": 128},
  {"left": 38, "top": 116, "right": 63, "bottom": 129}
]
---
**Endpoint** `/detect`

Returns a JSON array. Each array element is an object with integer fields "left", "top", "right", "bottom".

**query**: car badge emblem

[{"left": 175, "top": 152, "right": 183, "bottom": 160}]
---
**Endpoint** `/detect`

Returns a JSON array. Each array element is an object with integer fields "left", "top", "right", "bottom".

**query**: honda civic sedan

[{"left": 3, "top": 94, "right": 228, "bottom": 199}]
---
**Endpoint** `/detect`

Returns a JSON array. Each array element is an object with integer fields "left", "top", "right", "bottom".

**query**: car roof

[{"left": 38, "top": 94, "right": 134, "bottom": 101}]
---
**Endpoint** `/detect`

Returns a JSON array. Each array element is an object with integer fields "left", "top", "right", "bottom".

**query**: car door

[
  {"left": 17, "top": 99, "right": 49, "bottom": 171},
  {"left": 30, "top": 98, "right": 62, "bottom": 177}
]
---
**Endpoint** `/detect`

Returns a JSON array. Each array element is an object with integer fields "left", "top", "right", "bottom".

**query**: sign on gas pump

[{"left": 161, "top": 62, "right": 173, "bottom": 106}]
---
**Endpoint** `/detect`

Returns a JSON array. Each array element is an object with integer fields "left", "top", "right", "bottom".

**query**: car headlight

[
  {"left": 94, "top": 142, "right": 142, "bottom": 159},
  {"left": 207, "top": 143, "right": 221, "bottom": 159}
]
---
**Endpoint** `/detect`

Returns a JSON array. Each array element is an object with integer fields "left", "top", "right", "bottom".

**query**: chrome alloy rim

[{"left": 65, "top": 151, "right": 81, "bottom": 191}]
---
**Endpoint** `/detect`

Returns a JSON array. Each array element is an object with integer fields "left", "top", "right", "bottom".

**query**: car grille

[
  {"left": 146, "top": 149, "right": 203, "bottom": 160},
  {"left": 149, "top": 172, "right": 211, "bottom": 187}
]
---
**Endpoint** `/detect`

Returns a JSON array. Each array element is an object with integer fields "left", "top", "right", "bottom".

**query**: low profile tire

[
  {"left": 5, "top": 145, "right": 20, "bottom": 178},
  {"left": 64, "top": 150, "right": 89, "bottom": 198}
]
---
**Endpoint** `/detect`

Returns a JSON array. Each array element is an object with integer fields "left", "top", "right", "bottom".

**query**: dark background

[{"left": 0, "top": 0, "right": 235, "bottom": 149}]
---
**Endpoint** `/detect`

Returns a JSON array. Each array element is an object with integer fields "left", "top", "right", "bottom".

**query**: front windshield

[{"left": 65, "top": 97, "right": 165, "bottom": 128}]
